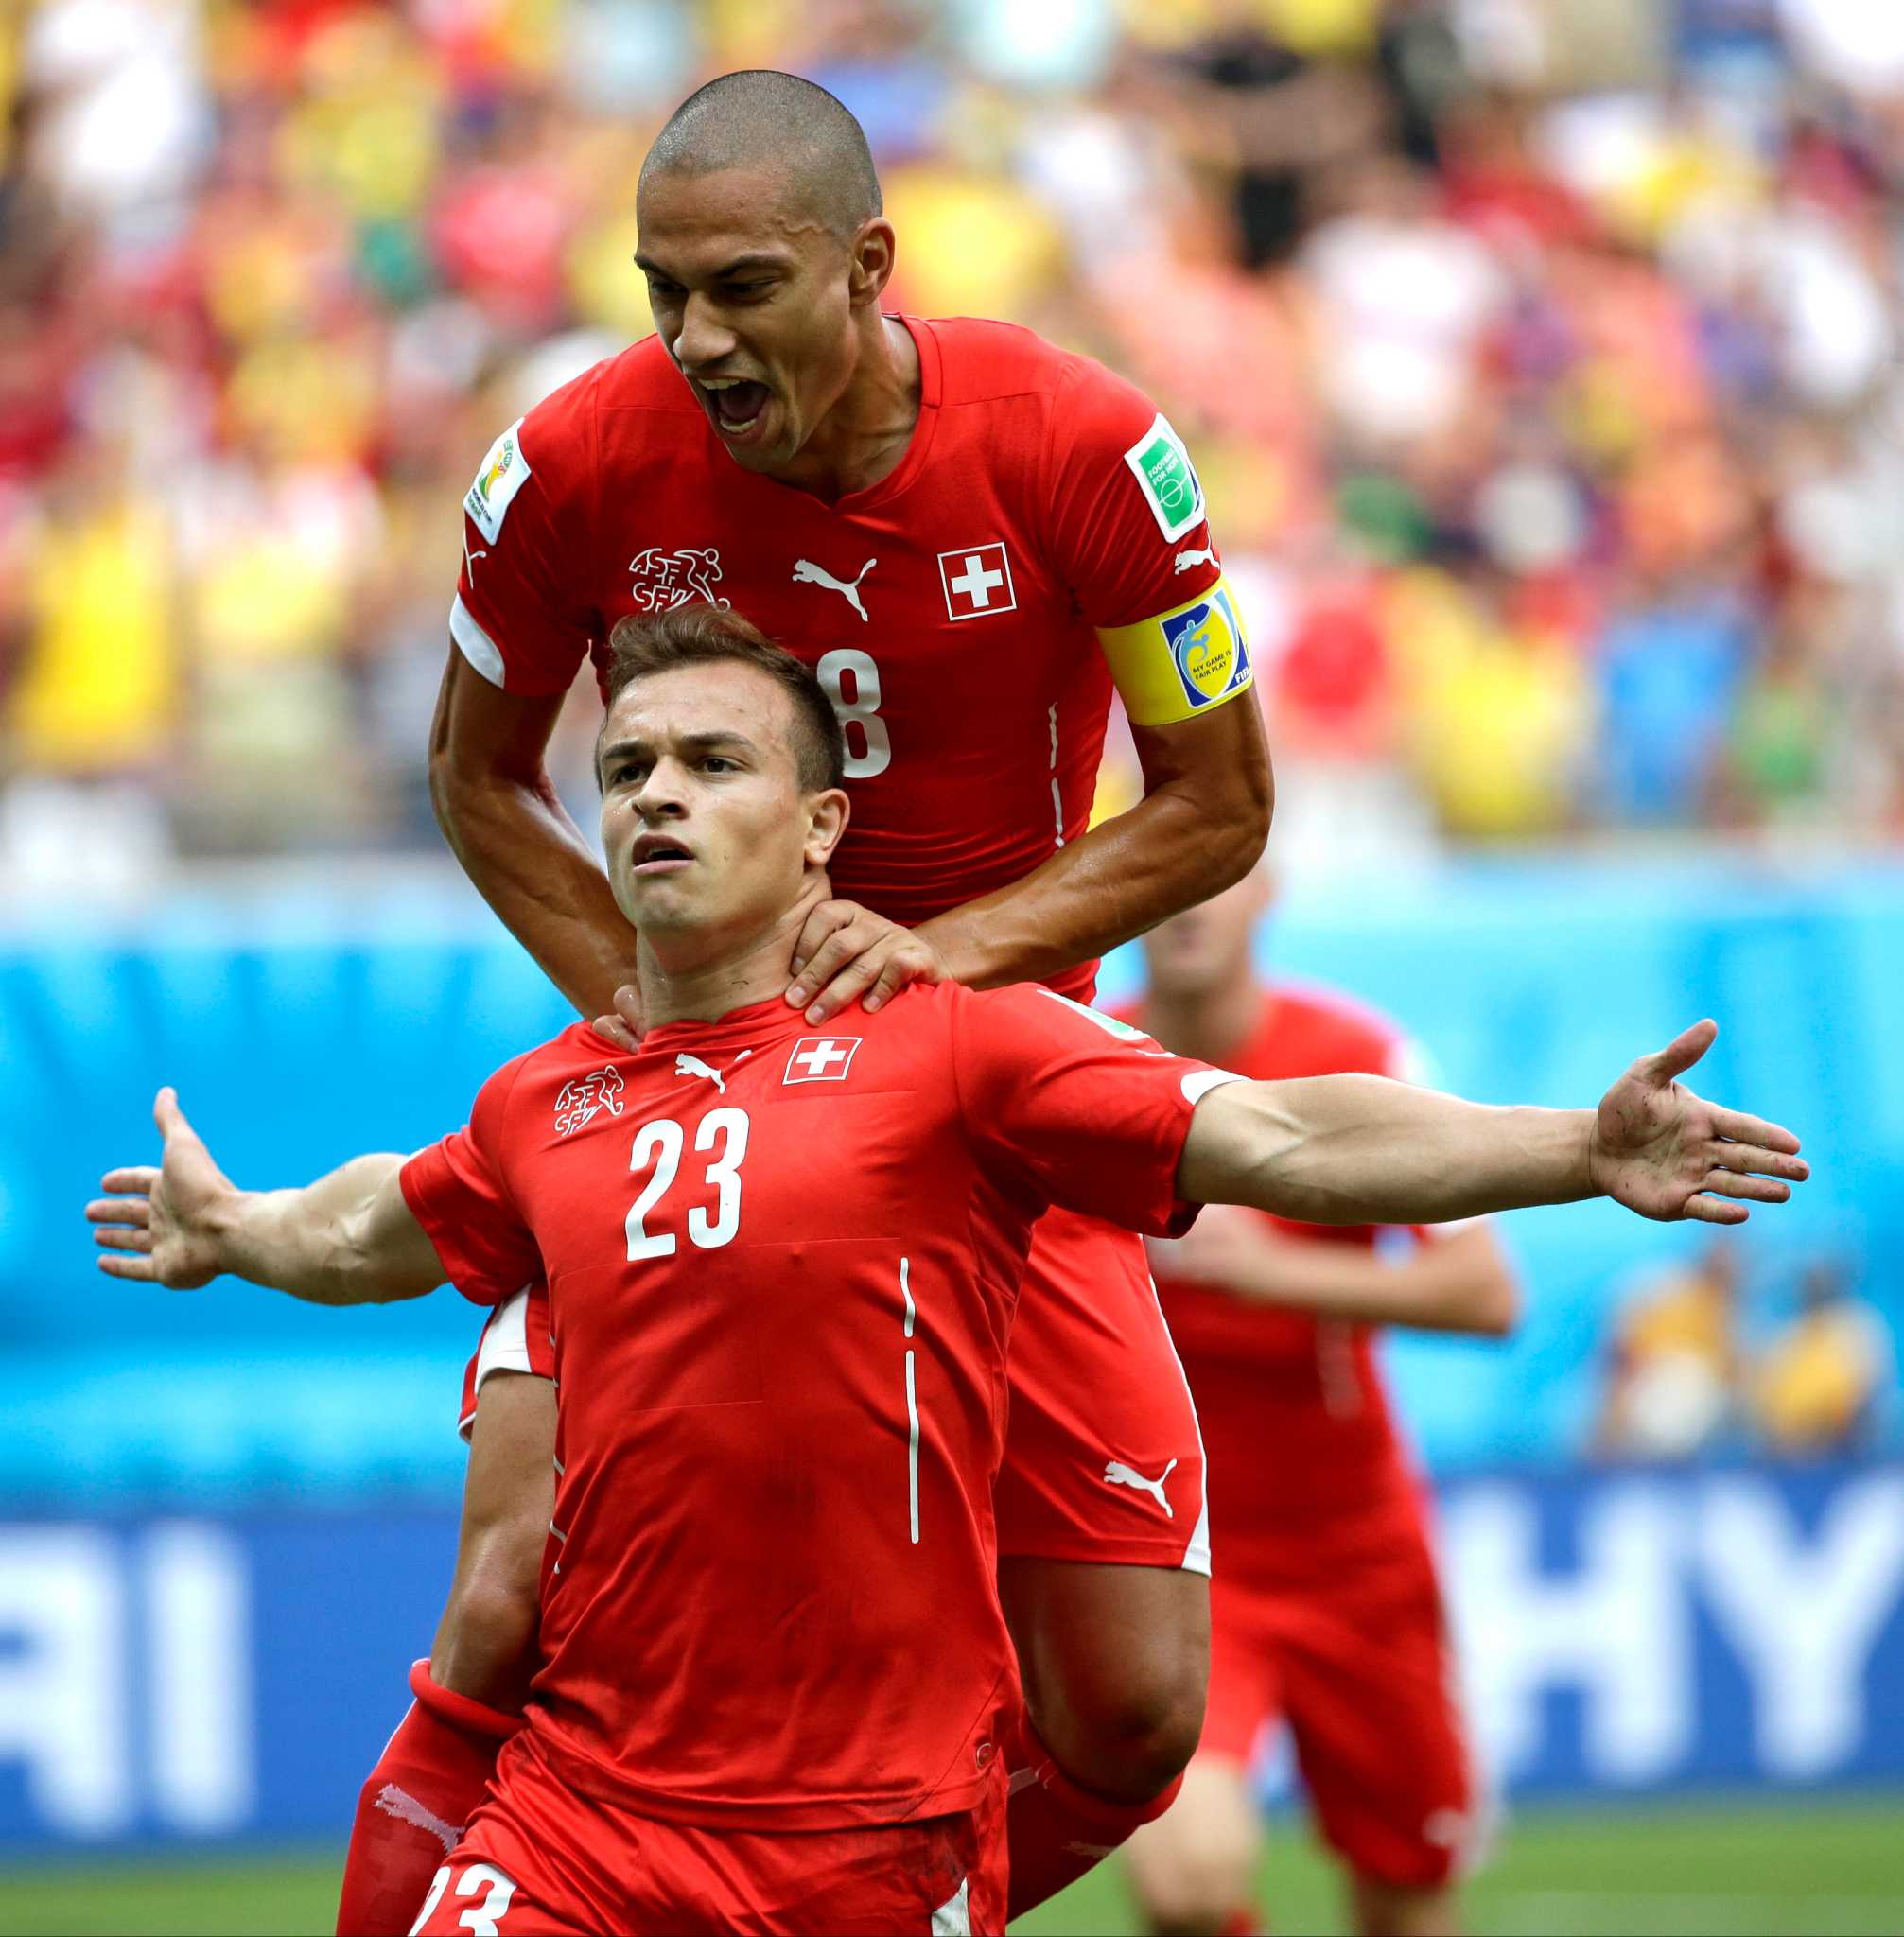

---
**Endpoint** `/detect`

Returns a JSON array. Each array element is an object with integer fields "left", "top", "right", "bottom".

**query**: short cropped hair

[
  {"left": 640, "top": 69, "right": 881, "bottom": 240},
  {"left": 603, "top": 603, "right": 847, "bottom": 794}
]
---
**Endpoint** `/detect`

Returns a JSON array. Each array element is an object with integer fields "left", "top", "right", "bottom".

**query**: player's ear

[
  {"left": 847, "top": 218, "right": 895, "bottom": 307},
  {"left": 803, "top": 786, "right": 850, "bottom": 868}
]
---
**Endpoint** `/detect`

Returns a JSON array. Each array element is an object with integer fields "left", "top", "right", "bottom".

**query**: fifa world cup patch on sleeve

[
  {"left": 465, "top": 418, "right": 532, "bottom": 543},
  {"left": 1123, "top": 413, "right": 1206, "bottom": 542},
  {"left": 1096, "top": 578, "right": 1252, "bottom": 725}
]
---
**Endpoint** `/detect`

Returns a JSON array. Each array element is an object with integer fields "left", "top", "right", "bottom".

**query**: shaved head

[{"left": 641, "top": 70, "right": 882, "bottom": 241}]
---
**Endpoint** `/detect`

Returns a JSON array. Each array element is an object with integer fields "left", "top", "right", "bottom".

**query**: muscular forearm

[
  {"left": 1182, "top": 1076, "right": 1595, "bottom": 1228},
  {"left": 215, "top": 1155, "right": 439, "bottom": 1305},
  {"left": 432, "top": 765, "right": 638, "bottom": 1020},
  {"left": 919, "top": 766, "right": 1267, "bottom": 989}
]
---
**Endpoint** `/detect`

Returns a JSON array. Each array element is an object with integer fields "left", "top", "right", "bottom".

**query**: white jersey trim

[
  {"left": 457, "top": 1285, "right": 535, "bottom": 1441},
  {"left": 449, "top": 594, "right": 507, "bottom": 689},
  {"left": 1181, "top": 1068, "right": 1245, "bottom": 1106}
]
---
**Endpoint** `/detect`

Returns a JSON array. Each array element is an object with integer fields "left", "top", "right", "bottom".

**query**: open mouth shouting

[{"left": 696, "top": 375, "right": 772, "bottom": 445}]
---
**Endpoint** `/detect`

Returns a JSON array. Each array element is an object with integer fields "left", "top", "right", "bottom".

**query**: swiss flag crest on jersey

[
  {"left": 783, "top": 1036, "right": 863, "bottom": 1084},
  {"left": 937, "top": 542, "right": 1017, "bottom": 620}
]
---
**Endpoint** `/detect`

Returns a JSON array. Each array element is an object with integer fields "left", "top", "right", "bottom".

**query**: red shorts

[
  {"left": 459, "top": 1205, "right": 1209, "bottom": 1574},
  {"left": 411, "top": 1727, "right": 1007, "bottom": 1935},
  {"left": 1199, "top": 1523, "right": 1476, "bottom": 1889}
]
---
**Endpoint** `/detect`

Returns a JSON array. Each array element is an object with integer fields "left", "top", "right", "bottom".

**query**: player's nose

[
  {"left": 631, "top": 756, "right": 690, "bottom": 816},
  {"left": 674, "top": 293, "right": 739, "bottom": 372}
]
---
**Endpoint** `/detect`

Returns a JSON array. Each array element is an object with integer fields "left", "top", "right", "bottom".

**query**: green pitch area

[{"left": 3, "top": 1798, "right": 1900, "bottom": 1936}]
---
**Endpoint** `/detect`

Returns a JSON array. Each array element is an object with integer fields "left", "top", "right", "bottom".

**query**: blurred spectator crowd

[
  {"left": 7, "top": 0, "right": 1904, "bottom": 882},
  {"left": 1595, "top": 1238, "right": 1895, "bottom": 1459}
]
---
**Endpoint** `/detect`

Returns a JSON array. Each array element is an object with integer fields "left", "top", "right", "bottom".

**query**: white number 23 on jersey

[{"left": 625, "top": 1108, "right": 749, "bottom": 1260}]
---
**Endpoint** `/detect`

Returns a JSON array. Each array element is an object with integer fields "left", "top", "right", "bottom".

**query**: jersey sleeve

[
  {"left": 399, "top": 1053, "right": 543, "bottom": 1305},
  {"left": 1043, "top": 358, "right": 1252, "bottom": 727},
  {"left": 949, "top": 983, "right": 1240, "bottom": 1236},
  {"left": 449, "top": 375, "right": 602, "bottom": 698}
]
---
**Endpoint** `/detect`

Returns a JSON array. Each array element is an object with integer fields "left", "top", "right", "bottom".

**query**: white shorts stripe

[{"left": 1147, "top": 1272, "right": 1213, "bottom": 1577}]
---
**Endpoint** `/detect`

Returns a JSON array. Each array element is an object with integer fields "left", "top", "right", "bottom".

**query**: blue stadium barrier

[
  {"left": 1, "top": 1459, "right": 1898, "bottom": 1855},
  {"left": 2, "top": 854, "right": 1897, "bottom": 1502}
]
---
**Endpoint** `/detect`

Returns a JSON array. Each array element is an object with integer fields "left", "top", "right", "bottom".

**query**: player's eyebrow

[
  {"left": 633, "top": 252, "right": 789, "bottom": 282},
  {"left": 598, "top": 728, "right": 760, "bottom": 777}
]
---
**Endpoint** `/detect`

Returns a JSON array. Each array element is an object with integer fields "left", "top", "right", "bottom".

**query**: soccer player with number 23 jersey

[{"left": 91, "top": 616, "right": 1806, "bottom": 1931}]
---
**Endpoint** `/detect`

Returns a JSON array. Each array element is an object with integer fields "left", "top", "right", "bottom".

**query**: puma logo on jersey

[
  {"left": 1102, "top": 1457, "right": 1178, "bottom": 1518},
  {"left": 1173, "top": 545, "right": 1217, "bottom": 573},
  {"left": 674, "top": 1053, "right": 726, "bottom": 1093},
  {"left": 793, "top": 556, "right": 877, "bottom": 622}
]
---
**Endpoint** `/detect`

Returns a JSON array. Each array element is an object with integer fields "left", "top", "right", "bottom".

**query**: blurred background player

[
  {"left": 356, "top": 66, "right": 1272, "bottom": 1935},
  {"left": 1118, "top": 868, "right": 1520, "bottom": 1937}
]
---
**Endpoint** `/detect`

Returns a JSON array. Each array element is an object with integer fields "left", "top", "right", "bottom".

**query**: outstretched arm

[
  {"left": 86, "top": 1089, "right": 446, "bottom": 1304},
  {"left": 1179, "top": 1021, "right": 1808, "bottom": 1230}
]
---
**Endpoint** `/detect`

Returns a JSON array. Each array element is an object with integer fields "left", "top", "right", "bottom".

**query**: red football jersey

[
  {"left": 400, "top": 981, "right": 1227, "bottom": 1829},
  {"left": 1118, "top": 984, "right": 1433, "bottom": 1562},
  {"left": 449, "top": 318, "right": 1238, "bottom": 999}
]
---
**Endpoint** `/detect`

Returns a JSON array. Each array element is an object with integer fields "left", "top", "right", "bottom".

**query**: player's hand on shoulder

[
  {"left": 592, "top": 983, "right": 646, "bottom": 1053},
  {"left": 1590, "top": 1021, "right": 1808, "bottom": 1225},
  {"left": 786, "top": 900, "right": 951, "bottom": 1024},
  {"left": 85, "top": 1088, "right": 235, "bottom": 1289}
]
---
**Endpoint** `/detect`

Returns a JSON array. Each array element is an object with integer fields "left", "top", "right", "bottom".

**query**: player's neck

[
  {"left": 1142, "top": 976, "right": 1270, "bottom": 1067},
  {"left": 631, "top": 888, "right": 820, "bottom": 1030},
  {"left": 778, "top": 315, "right": 920, "bottom": 503}
]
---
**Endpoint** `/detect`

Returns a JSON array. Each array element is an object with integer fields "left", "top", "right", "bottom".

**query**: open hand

[
  {"left": 786, "top": 899, "right": 951, "bottom": 1023},
  {"left": 1590, "top": 1021, "right": 1808, "bottom": 1224},
  {"left": 85, "top": 1088, "right": 236, "bottom": 1287}
]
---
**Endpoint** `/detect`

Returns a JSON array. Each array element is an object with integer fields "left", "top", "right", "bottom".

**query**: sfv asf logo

[
  {"left": 554, "top": 1067, "right": 625, "bottom": 1136},
  {"left": 629, "top": 547, "right": 727, "bottom": 612}
]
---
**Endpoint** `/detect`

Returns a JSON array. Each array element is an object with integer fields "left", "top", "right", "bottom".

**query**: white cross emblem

[
  {"left": 937, "top": 542, "right": 1017, "bottom": 621},
  {"left": 784, "top": 1035, "right": 863, "bottom": 1084}
]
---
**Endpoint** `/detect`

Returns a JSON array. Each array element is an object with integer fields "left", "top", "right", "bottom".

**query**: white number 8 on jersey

[{"left": 816, "top": 648, "right": 891, "bottom": 778}]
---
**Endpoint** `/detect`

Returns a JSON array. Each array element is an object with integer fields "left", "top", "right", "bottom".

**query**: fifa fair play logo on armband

[
  {"left": 1162, "top": 585, "right": 1249, "bottom": 711},
  {"left": 465, "top": 418, "right": 532, "bottom": 543},
  {"left": 1123, "top": 413, "right": 1206, "bottom": 543}
]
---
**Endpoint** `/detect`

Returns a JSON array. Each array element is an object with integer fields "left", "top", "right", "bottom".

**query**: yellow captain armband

[{"left": 1095, "top": 578, "right": 1252, "bottom": 727}]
